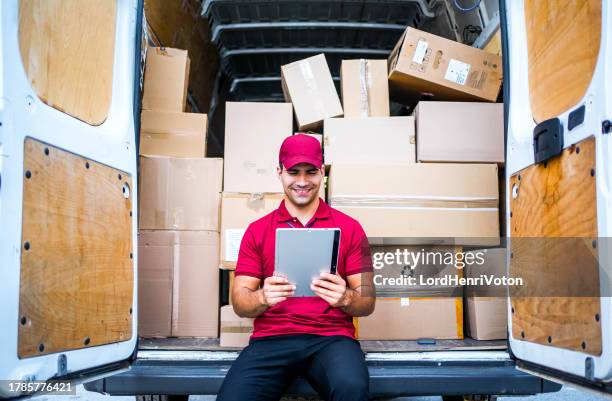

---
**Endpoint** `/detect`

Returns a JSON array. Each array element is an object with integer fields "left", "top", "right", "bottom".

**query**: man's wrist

[
  {"left": 257, "top": 288, "right": 269, "bottom": 309},
  {"left": 340, "top": 288, "right": 355, "bottom": 312}
]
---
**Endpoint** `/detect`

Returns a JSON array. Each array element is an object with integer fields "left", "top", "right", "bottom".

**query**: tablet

[{"left": 274, "top": 228, "right": 341, "bottom": 297}]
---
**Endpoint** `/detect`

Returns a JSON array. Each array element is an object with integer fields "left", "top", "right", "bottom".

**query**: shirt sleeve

[
  {"left": 344, "top": 221, "right": 373, "bottom": 276},
  {"left": 234, "top": 225, "right": 264, "bottom": 280}
]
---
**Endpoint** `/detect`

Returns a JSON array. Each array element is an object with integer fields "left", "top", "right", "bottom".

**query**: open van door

[
  {"left": 502, "top": 0, "right": 612, "bottom": 395},
  {"left": 0, "top": 0, "right": 142, "bottom": 397}
]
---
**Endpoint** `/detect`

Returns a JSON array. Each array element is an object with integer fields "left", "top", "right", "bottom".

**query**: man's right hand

[{"left": 260, "top": 276, "right": 296, "bottom": 307}]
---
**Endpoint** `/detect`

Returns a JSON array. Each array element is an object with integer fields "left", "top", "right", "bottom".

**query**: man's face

[{"left": 277, "top": 162, "right": 324, "bottom": 207}]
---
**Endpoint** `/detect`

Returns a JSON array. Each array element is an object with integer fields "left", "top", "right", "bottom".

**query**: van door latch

[{"left": 533, "top": 117, "right": 563, "bottom": 164}]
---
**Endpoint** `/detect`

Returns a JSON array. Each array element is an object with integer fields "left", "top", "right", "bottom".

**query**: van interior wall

[{"left": 144, "top": 0, "right": 221, "bottom": 155}]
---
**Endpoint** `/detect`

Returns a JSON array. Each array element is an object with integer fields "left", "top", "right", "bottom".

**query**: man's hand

[
  {"left": 260, "top": 275, "right": 296, "bottom": 307},
  {"left": 310, "top": 272, "right": 353, "bottom": 308}
]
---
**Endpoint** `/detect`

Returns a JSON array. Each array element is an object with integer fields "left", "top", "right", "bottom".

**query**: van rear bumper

[{"left": 84, "top": 350, "right": 562, "bottom": 397}]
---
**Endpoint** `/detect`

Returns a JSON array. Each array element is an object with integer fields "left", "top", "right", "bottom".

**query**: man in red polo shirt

[{"left": 216, "top": 134, "right": 375, "bottom": 401}]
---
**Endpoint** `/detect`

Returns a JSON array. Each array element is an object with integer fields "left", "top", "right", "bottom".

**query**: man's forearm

[
  {"left": 233, "top": 287, "right": 268, "bottom": 318},
  {"left": 341, "top": 286, "right": 375, "bottom": 317}
]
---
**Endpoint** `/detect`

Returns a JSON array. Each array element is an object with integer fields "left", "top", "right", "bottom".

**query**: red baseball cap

[{"left": 279, "top": 134, "right": 323, "bottom": 169}]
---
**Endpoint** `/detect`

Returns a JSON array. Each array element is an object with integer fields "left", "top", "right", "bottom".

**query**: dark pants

[{"left": 216, "top": 334, "right": 370, "bottom": 401}]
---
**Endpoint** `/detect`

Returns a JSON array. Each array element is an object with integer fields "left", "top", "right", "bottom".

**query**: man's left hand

[{"left": 311, "top": 272, "right": 352, "bottom": 308}]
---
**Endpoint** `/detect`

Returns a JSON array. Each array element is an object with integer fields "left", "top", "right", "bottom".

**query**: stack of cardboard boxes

[
  {"left": 138, "top": 47, "right": 222, "bottom": 338},
  {"left": 137, "top": 26, "right": 510, "bottom": 346}
]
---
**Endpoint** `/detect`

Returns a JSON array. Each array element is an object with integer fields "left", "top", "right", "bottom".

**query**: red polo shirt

[{"left": 235, "top": 198, "right": 373, "bottom": 339}]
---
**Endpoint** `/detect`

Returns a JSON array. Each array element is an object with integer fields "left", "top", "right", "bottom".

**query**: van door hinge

[
  {"left": 585, "top": 357, "right": 594, "bottom": 380},
  {"left": 57, "top": 354, "right": 67, "bottom": 377},
  {"left": 533, "top": 117, "right": 564, "bottom": 165}
]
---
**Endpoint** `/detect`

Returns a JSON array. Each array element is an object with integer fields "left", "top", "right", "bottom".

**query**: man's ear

[{"left": 276, "top": 165, "right": 282, "bottom": 179}]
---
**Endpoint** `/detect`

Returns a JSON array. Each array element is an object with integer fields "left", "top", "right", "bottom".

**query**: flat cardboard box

[
  {"left": 142, "top": 47, "right": 190, "bottom": 112},
  {"left": 341, "top": 59, "right": 390, "bottom": 117},
  {"left": 371, "top": 245, "right": 462, "bottom": 298},
  {"left": 323, "top": 117, "right": 415, "bottom": 165},
  {"left": 140, "top": 110, "right": 207, "bottom": 158},
  {"left": 388, "top": 27, "right": 502, "bottom": 103},
  {"left": 220, "top": 193, "right": 285, "bottom": 269},
  {"left": 224, "top": 102, "right": 293, "bottom": 193},
  {"left": 356, "top": 298, "right": 463, "bottom": 340},
  {"left": 138, "top": 230, "right": 220, "bottom": 338},
  {"left": 328, "top": 163, "right": 499, "bottom": 245},
  {"left": 139, "top": 156, "right": 223, "bottom": 231},
  {"left": 415, "top": 102, "right": 504, "bottom": 163},
  {"left": 281, "top": 54, "right": 343, "bottom": 130},
  {"left": 220, "top": 305, "right": 254, "bottom": 348},
  {"left": 465, "top": 297, "right": 508, "bottom": 340}
]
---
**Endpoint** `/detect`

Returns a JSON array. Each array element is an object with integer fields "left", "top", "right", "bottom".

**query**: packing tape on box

[
  {"left": 298, "top": 60, "right": 326, "bottom": 117},
  {"left": 358, "top": 59, "right": 373, "bottom": 117},
  {"left": 220, "top": 326, "right": 254, "bottom": 334},
  {"left": 328, "top": 195, "right": 498, "bottom": 210}
]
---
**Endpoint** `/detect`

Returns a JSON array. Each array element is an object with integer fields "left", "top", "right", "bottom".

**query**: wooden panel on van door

[
  {"left": 509, "top": 136, "right": 601, "bottom": 355},
  {"left": 19, "top": 138, "right": 133, "bottom": 358},
  {"left": 525, "top": 0, "right": 601, "bottom": 123},
  {"left": 18, "top": 0, "right": 116, "bottom": 126}
]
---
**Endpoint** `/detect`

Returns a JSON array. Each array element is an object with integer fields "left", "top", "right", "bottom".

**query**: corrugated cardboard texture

[
  {"left": 281, "top": 54, "right": 343, "bottom": 130},
  {"left": 341, "top": 59, "right": 390, "bottom": 117},
  {"left": 224, "top": 102, "right": 293, "bottom": 193},
  {"left": 357, "top": 298, "right": 463, "bottom": 340},
  {"left": 138, "top": 231, "right": 173, "bottom": 337},
  {"left": 220, "top": 193, "right": 284, "bottom": 269},
  {"left": 138, "top": 230, "right": 220, "bottom": 338},
  {"left": 466, "top": 297, "right": 508, "bottom": 340},
  {"left": 139, "top": 156, "right": 223, "bottom": 230},
  {"left": 140, "top": 110, "right": 207, "bottom": 157},
  {"left": 388, "top": 27, "right": 502, "bottom": 103},
  {"left": 416, "top": 102, "right": 504, "bottom": 163},
  {"left": 328, "top": 163, "right": 499, "bottom": 244},
  {"left": 323, "top": 117, "right": 415, "bottom": 165},
  {"left": 142, "top": 47, "right": 190, "bottom": 111},
  {"left": 172, "top": 231, "right": 220, "bottom": 337},
  {"left": 220, "top": 305, "right": 254, "bottom": 348}
]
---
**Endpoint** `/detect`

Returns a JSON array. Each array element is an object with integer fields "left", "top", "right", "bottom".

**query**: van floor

[{"left": 139, "top": 337, "right": 506, "bottom": 352}]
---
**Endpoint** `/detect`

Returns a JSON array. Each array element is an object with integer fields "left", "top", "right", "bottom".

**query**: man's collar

[{"left": 276, "top": 198, "right": 330, "bottom": 223}]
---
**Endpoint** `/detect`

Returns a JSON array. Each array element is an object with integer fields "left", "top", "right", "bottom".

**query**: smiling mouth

[{"left": 292, "top": 188, "right": 312, "bottom": 196}]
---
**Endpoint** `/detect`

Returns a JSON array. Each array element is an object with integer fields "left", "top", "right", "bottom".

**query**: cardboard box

[
  {"left": 356, "top": 298, "right": 463, "bottom": 340},
  {"left": 328, "top": 163, "right": 499, "bottom": 245},
  {"left": 140, "top": 110, "right": 207, "bottom": 158},
  {"left": 323, "top": 117, "right": 415, "bottom": 165},
  {"left": 220, "top": 305, "right": 254, "bottom": 348},
  {"left": 138, "top": 230, "right": 220, "bottom": 338},
  {"left": 388, "top": 27, "right": 502, "bottom": 103},
  {"left": 464, "top": 248, "right": 507, "bottom": 297},
  {"left": 465, "top": 297, "right": 508, "bottom": 340},
  {"left": 142, "top": 47, "right": 190, "bottom": 112},
  {"left": 341, "top": 59, "right": 390, "bottom": 117},
  {"left": 415, "top": 102, "right": 504, "bottom": 163},
  {"left": 139, "top": 156, "right": 223, "bottom": 231},
  {"left": 281, "top": 54, "right": 343, "bottom": 130},
  {"left": 220, "top": 193, "right": 285, "bottom": 269},
  {"left": 371, "top": 245, "right": 462, "bottom": 298},
  {"left": 224, "top": 102, "right": 293, "bottom": 193}
]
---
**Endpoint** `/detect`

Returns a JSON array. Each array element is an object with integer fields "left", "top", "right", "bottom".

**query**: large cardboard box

[
  {"left": 140, "top": 110, "right": 207, "bottom": 158},
  {"left": 328, "top": 163, "right": 499, "bottom": 245},
  {"left": 138, "top": 230, "right": 220, "bottom": 338},
  {"left": 281, "top": 54, "right": 343, "bottom": 130},
  {"left": 142, "top": 47, "right": 190, "bottom": 112},
  {"left": 341, "top": 59, "right": 390, "bottom": 117},
  {"left": 415, "top": 102, "right": 504, "bottom": 163},
  {"left": 220, "top": 305, "right": 254, "bottom": 348},
  {"left": 356, "top": 298, "right": 463, "bottom": 340},
  {"left": 323, "top": 117, "right": 415, "bottom": 165},
  {"left": 139, "top": 156, "right": 223, "bottom": 231},
  {"left": 220, "top": 193, "right": 284, "bottom": 269},
  {"left": 388, "top": 27, "right": 502, "bottom": 103},
  {"left": 224, "top": 102, "right": 293, "bottom": 193}
]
